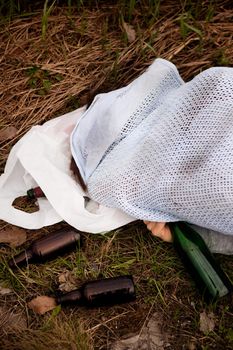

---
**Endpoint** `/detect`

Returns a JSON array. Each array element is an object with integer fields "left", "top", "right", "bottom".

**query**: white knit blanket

[{"left": 71, "top": 58, "right": 233, "bottom": 236}]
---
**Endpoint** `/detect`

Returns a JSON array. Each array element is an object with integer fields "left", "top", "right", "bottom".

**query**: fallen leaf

[
  {"left": 199, "top": 311, "right": 215, "bottom": 334},
  {"left": 58, "top": 270, "right": 78, "bottom": 292},
  {"left": 122, "top": 21, "right": 136, "bottom": 43},
  {"left": 28, "top": 296, "right": 57, "bottom": 315},
  {"left": 0, "top": 285, "right": 12, "bottom": 295},
  {"left": 0, "top": 126, "right": 17, "bottom": 141},
  {"left": 0, "top": 226, "right": 27, "bottom": 247},
  {"left": 111, "top": 312, "right": 170, "bottom": 350}
]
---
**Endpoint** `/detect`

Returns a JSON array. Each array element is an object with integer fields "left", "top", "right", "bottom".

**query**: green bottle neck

[{"left": 170, "top": 222, "right": 233, "bottom": 301}]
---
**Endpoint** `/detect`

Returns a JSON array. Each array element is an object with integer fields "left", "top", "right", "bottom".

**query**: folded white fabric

[
  {"left": 71, "top": 58, "right": 233, "bottom": 237},
  {"left": 0, "top": 107, "right": 134, "bottom": 232}
]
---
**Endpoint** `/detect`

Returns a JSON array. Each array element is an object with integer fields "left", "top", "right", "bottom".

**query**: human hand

[{"left": 143, "top": 221, "right": 173, "bottom": 242}]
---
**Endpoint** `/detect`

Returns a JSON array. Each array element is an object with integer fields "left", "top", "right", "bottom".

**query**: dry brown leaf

[
  {"left": 0, "top": 226, "right": 27, "bottom": 247},
  {"left": 199, "top": 311, "right": 215, "bottom": 334},
  {"left": 58, "top": 270, "right": 78, "bottom": 292},
  {"left": 28, "top": 296, "right": 57, "bottom": 315},
  {"left": 122, "top": 21, "right": 136, "bottom": 43},
  {"left": 0, "top": 285, "right": 12, "bottom": 295},
  {"left": 0, "top": 126, "right": 17, "bottom": 141},
  {"left": 111, "top": 312, "right": 170, "bottom": 350}
]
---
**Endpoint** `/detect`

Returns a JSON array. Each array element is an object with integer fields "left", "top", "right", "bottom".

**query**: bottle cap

[
  {"left": 27, "top": 189, "right": 36, "bottom": 200},
  {"left": 27, "top": 187, "right": 45, "bottom": 200}
]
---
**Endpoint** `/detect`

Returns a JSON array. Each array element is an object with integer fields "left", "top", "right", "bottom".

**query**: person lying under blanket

[{"left": 70, "top": 58, "right": 233, "bottom": 255}]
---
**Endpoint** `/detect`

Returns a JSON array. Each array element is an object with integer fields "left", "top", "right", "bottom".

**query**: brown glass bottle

[
  {"left": 8, "top": 228, "right": 81, "bottom": 268},
  {"left": 56, "top": 275, "right": 136, "bottom": 307},
  {"left": 27, "top": 186, "right": 45, "bottom": 200}
]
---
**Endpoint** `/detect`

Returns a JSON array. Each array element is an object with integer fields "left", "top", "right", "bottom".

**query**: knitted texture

[{"left": 71, "top": 59, "right": 233, "bottom": 235}]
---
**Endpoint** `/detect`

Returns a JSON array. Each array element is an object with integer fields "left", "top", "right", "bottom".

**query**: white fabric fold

[{"left": 71, "top": 58, "right": 233, "bottom": 236}]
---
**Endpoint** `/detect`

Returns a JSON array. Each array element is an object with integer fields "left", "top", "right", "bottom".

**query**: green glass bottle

[{"left": 170, "top": 222, "right": 233, "bottom": 302}]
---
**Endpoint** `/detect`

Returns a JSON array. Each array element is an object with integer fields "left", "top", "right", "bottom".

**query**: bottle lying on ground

[
  {"left": 170, "top": 222, "right": 233, "bottom": 302},
  {"left": 8, "top": 228, "right": 81, "bottom": 268},
  {"left": 27, "top": 186, "right": 45, "bottom": 200},
  {"left": 56, "top": 275, "right": 136, "bottom": 307}
]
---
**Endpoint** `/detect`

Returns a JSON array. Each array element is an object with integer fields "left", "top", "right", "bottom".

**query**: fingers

[
  {"left": 143, "top": 221, "right": 173, "bottom": 242},
  {"left": 144, "top": 221, "right": 165, "bottom": 234}
]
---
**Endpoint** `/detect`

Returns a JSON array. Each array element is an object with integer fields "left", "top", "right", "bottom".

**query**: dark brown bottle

[
  {"left": 8, "top": 229, "right": 81, "bottom": 268},
  {"left": 56, "top": 275, "right": 136, "bottom": 307},
  {"left": 27, "top": 186, "right": 45, "bottom": 200}
]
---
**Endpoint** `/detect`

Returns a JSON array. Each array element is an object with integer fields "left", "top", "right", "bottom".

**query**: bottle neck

[
  {"left": 8, "top": 249, "right": 33, "bottom": 268},
  {"left": 27, "top": 187, "right": 45, "bottom": 200},
  {"left": 170, "top": 222, "right": 233, "bottom": 301},
  {"left": 56, "top": 289, "right": 83, "bottom": 305}
]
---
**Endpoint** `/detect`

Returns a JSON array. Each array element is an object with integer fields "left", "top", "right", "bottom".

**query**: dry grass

[
  {"left": 1, "top": 307, "right": 93, "bottom": 350},
  {"left": 1, "top": 1, "right": 233, "bottom": 349},
  {"left": 1, "top": 1, "right": 233, "bottom": 171}
]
